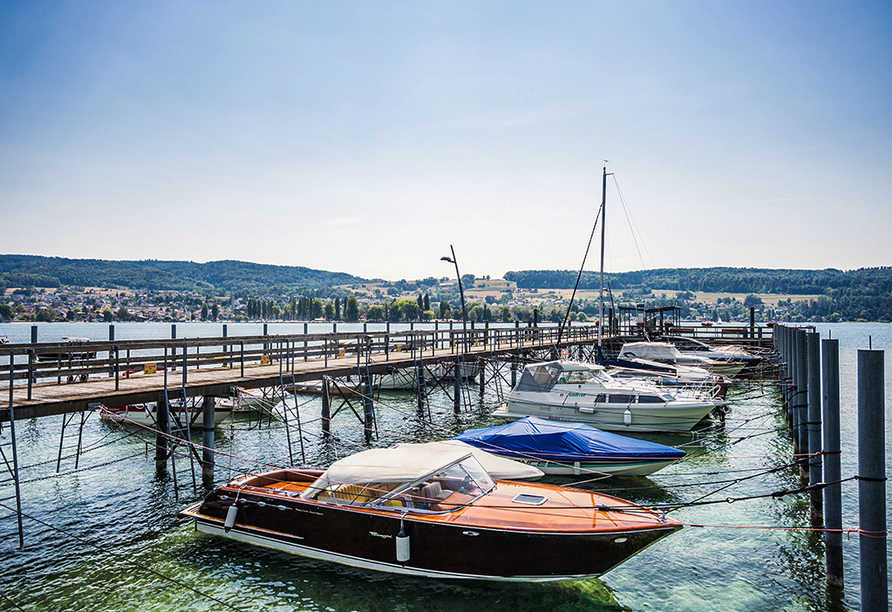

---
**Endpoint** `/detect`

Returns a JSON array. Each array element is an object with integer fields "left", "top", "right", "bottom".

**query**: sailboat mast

[{"left": 598, "top": 166, "right": 607, "bottom": 349}]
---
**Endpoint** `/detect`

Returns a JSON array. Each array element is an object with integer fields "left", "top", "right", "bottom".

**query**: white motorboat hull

[{"left": 496, "top": 398, "right": 715, "bottom": 433}]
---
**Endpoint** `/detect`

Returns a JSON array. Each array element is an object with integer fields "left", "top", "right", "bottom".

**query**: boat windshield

[{"left": 305, "top": 454, "right": 495, "bottom": 512}]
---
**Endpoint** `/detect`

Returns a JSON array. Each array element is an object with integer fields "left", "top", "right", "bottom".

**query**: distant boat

[
  {"left": 454, "top": 416, "right": 686, "bottom": 476},
  {"left": 99, "top": 401, "right": 232, "bottom": 427},
  {"left": 619, "top": 342, "right": 748, "bottom": 378},
  {"left": 36, "top": 337, "right": 97, "bottom": 361},
  {"left": 495, "top": 360, "right": 720, "bottom": 433}
]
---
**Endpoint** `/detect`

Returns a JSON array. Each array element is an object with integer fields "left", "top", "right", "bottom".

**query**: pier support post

[
  {"left": 453, "top": 356, "right": 461, "bottom": 414},
  {"left": 155, "top": 394, "right": 169, "bottom": 475},
  {"left": 795, "top": 329, "right": 809, "bottom": 478},
  {"left": 201, "top": 395, "right": 215, "bottom": 488},
  {"left": 821, "top": 338, "right": 843, "bottom": 590},
  {"left": 478, "top": 357, "right": 485, "bottom": 398},
  {"left": 321, "top": 378, "right": 331, "bottom": 438},
  {"left": 806, "top": 332, "right": 823, "bottom": 523},
  {"left": 362, "top": 377, "right": 375, "bottom": 444},
  {"left": 857, "top": 349, "right": 887, "bottom": 612}
]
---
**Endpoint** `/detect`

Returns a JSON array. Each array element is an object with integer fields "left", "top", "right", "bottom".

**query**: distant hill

[
  {"left": 0, "top": 255, "right": 366, "bottom": 293},
  {"left": 504, "top": 267, "right": 892, "bottom": 295}
]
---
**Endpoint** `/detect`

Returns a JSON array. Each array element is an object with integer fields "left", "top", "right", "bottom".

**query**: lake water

[{"left": 0, "top": 322, "right": 889, "bottom": 611}]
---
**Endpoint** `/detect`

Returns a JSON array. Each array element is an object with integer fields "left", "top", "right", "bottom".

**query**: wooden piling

[{"left": 857, "top": 349, "right": 888, "bottom": 612}]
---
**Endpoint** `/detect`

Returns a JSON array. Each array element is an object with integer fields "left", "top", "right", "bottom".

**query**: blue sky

[{"left": 1, "top": 1, "right": 890, "bottom": 281}]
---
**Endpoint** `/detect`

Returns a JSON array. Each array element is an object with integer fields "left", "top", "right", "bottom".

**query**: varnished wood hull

[{"left": 183, "top": 474, "right": 680, "bottom": 582}]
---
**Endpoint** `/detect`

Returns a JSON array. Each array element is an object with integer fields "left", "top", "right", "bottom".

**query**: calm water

[{"left": 1, "top": 322, "right": 890, "bottom": 611}]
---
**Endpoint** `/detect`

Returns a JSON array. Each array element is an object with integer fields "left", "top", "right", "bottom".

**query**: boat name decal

[
  {"left": 568, "top": 392, "right": 586, "bottom": 397},
  {"left": 369, "top": 531, "right": 393, "bottom": 539}
]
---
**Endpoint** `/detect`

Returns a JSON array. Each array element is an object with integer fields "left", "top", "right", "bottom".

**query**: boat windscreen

[{"left": 516, "top": 363, "right": 561, "bottom": 392}]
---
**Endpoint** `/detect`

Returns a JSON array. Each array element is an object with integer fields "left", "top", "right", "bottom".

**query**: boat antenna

[{"left": 555, "top": 165, "right": 608, "bottom": 356}]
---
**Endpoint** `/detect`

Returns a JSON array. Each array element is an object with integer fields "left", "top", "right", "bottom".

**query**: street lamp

[{"left": 441, "top": 245, "right": 469, "bottom": 355}]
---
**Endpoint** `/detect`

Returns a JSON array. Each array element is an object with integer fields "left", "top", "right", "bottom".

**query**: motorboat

[
  {"left": 495, "top": 360, "right": 721, "bottom": 433},
  {"left": 35, "top": 337, "right": 97, "bottom": 361},
  {"left": 181, "top": 442, "right": 680, "bottom": 581},
  {"left": 618, "top": 342, "right": 748, "bottom": 378},
  {"left": 454, "top": 416, "right": 686, "bottom": 476},
  {"left": 659, "top": 336, "right": 763, "bottom": 366},
  {"left": 376, "top": 367, "right": 425, "bottom": 391},
  {"left": 602, "top": 354, "right": 729, "bottom": 399},
  {"left": 431, "top": 358, "right": 481, "bottom": 381},
  {"left": 99, "top": 400, "right": 232, "bottom": 427}
]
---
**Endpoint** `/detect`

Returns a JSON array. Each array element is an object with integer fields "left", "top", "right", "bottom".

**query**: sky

[{"left": 1, "top": 1, "right": 890, "bottom": 282}]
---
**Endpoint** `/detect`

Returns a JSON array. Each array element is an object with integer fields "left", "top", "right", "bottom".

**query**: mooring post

[
  {"left": 155, "top": 394, "right": 169, "bottom": 475},
  {"left": 790, "top": 326, "right": 802, "bottom": 439},
  {"left": 201, "top": 395, "right": 215, "bottom": 488},
  {"left": 453, "top": 356, "right": 461, "bottom": 414},
  {"left": 795, "top": 329, "right": 809, "bottom": 474},
  {"left": 806, "top": 332, "right": 823, "bottom": 522},
  {"left": 321, "top": 377, "right": 331, "bottom": 437},
  {"left": 478, "top": 356, "right": 485, "bottom": 397},
  {"left": 821, "top": 338, "right": 843, "bottom": 589},
  {"left": 511, "top": 359, "right": 517, "bottom": 388},
  {"left": 30, "top": 325, "right": 37, "bottom": 344},
  {"left": 363, "top": 377, "right": 375, "bottom": 444},
  {"left": 857, "top": 348, "right": 888, "bottom": 612}
]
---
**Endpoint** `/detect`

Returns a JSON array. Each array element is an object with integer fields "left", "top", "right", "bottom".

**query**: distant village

[{"left": 0, "top": 276, "right": 800, "bottom": 325}]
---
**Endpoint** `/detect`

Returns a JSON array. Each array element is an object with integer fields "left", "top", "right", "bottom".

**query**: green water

[{"left": 2, "top": 322, "right": 890, "bottom": 611}]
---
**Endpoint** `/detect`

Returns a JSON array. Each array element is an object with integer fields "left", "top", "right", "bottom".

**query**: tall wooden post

[{"left": 806, "top": 332, "right": 822, "bottom": 522}]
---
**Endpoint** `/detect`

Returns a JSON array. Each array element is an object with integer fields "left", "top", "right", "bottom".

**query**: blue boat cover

[{"left": 454, "top": 417, "right": 686, "bottom": 463}]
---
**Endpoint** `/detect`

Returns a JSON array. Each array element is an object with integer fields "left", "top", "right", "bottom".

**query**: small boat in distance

[
  {"left": 182, "top": 443, "right": 681, "bottom": 581},
  {"left": 99, "top": 401, "right": 232, "bottom": 427},
  {"left": 454, "top": 416, "right": 686, "bottom": 476},
  {"left": 495, "top": 360, "right": 720, "bottom": 433}
]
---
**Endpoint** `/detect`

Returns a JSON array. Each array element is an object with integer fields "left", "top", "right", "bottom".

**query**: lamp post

[{"left": 441, "top": 246, "right": 469, "bottom": 355}]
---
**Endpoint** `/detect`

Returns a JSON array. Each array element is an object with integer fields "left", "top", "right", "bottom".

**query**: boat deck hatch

[{"left": 512, "top": 493, "right": 547, "bottom": 506}]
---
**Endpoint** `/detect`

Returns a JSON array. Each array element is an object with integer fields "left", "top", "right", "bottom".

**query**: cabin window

[
  {"left": 637, "top": 394, "right": 665, "bottom": 404},
  {"left": 608, "top": 394, "right": 634, "bottom": 404}
]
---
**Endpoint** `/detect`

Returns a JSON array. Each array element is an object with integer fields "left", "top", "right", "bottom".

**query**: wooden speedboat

[
  {"left": 182, "top": 443, "right": 680, "bottom": 581},
  {"left": 497, "top": 360, "right": 721, "bottom": 433}
]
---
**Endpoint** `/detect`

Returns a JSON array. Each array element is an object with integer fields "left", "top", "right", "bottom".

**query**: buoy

[
  {"left": 623, "top": 408, "right": 632, "bottom": 426},
  {"left": 224, "top": 504, "right": 238, "bottom": 532},
  {"left": 396, "top": 526, "right": 410, "bottom": 562}
]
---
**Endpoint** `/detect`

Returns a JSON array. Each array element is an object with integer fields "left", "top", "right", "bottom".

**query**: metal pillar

[
  {"left": 821, "top": 338, "right": 843, "bottom": 589},
  {"left": 857, "top": 349, "right": 887, "bottom": 612},
  {"left": 201, "top": 395, "right": 215, "bottom": 487},
  {"left": 155, "top": 394, "right": 169, "bottom": 475},
  {"left": 806, "top": 332, "right": 822, "bottom": 523},
  {"left": 321, "top": 378, "right": 331, "bottom": 437}
]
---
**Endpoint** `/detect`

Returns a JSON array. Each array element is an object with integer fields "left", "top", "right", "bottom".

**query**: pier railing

[{"left": 1, "top": 323, "right": 603, "bottom": 393}]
